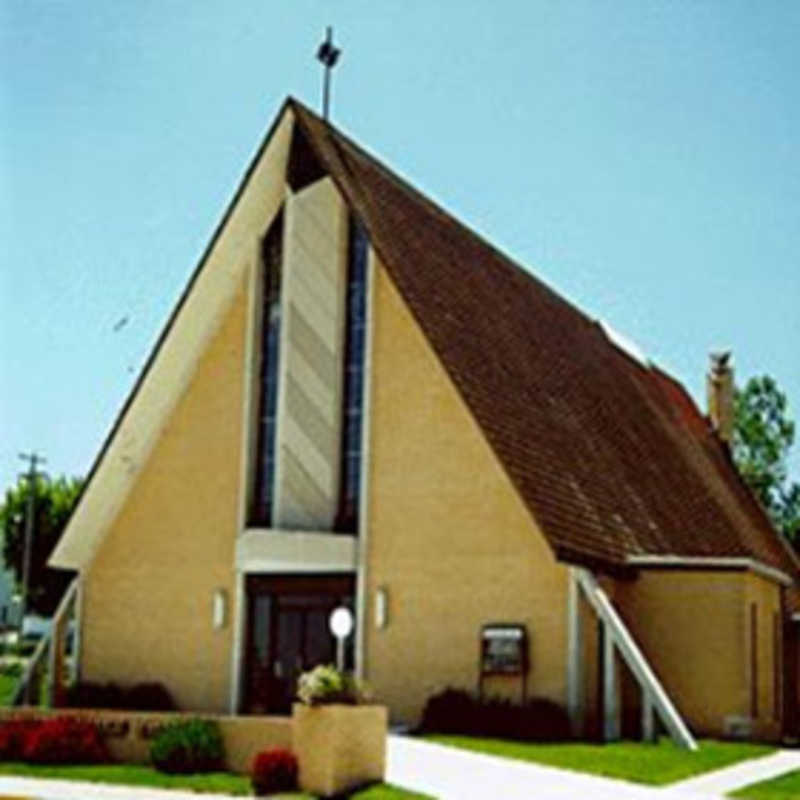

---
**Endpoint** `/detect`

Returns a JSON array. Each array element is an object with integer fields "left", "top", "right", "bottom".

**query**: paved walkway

[
  {"left": 386, "top": 735, "right": 715, "bottom": 799},
  {"left": 0, "top": 774, "right": 242, "bottom": 800},
  {"left": 0, "top": 738, "right": 797, "bottom": 800},
  {"left": 671, "top": 749, "right": 800, "bottom": 796},
  {"left": 386, "top": 735, "right": 799, "bottom": 800}
]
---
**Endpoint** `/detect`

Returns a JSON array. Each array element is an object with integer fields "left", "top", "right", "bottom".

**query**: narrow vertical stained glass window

[
  {"left": 252, "top": 210, "right": 284, "bottom": 526},
  {"left": 336, "top": 218, "right": 368, "bottom": 532}
]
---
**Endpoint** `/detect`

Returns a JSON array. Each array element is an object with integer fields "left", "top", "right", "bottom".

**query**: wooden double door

[{"left": 243, "top": 574, "right": 355, "bottom": 714}]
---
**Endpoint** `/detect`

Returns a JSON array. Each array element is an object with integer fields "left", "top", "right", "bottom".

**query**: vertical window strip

[
  {"left": 773, "top": 611, "right": 781, "bottom": 722},
  {"left": 336, "top": 218, "right": 369, "bottom": 532},
  {"left": 252, "top": 211, "right": 284, "bottom": 526},
  {"left": 750, "top": 603, "right": 759, "bottom": 719}
]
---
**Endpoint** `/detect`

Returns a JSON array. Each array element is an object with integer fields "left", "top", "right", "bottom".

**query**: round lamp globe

[{"left": 329, "top": 606, "right": 354, "bottom": 639}]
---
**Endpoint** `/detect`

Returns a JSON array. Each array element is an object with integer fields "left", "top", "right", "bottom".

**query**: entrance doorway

[{"left": 243, "top": 574, "right": 355, "bottom": 714}]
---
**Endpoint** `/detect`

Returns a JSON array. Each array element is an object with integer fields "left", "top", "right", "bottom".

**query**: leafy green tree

[
  {"left": 733, "top": 375, "right": 800, "bottom": 542},
  {"left": 0, "top": 475, "right": 82, "bottom": 616}
]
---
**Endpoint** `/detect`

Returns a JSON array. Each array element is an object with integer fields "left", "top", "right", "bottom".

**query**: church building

[{"left": 49, "top": 98, "right": 800, "bottom": 744}]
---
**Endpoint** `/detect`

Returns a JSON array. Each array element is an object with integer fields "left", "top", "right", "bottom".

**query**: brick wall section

[
  {"left": 80, "top": 279, "right": 247, "bottom": 713},
  {"left": 363, "top": 259, "right": 569, "bottom": 724},
  {"left": 613, "top": 569, "right": 783, "bottom": 739}
]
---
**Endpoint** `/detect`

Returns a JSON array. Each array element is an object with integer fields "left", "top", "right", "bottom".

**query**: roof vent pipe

[{"left": 707, "top": 351, "right": 734, "bottom": 444}]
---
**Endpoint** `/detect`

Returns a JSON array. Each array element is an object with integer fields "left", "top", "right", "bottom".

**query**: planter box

[{"left": 292, "top": 703, "right": 387, "bottom": 797}]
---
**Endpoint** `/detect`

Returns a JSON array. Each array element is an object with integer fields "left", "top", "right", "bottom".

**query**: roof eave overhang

[{"left": 626, "top": 554, "right": 794, "bottom": 587}]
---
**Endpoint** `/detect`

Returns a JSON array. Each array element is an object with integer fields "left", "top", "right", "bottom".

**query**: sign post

[{"left": 329, "top": 606, "right": 354, "bottom": 673}]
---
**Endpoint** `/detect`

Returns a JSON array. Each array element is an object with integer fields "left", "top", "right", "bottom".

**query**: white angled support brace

[
  {"left": 602, "top": 620, "right": 620, "bottom": 741},
  {"left": 642, "top": 694, "right": 656, "bottom": 742},
  {"left": 575, "top": 568, "right": 698, "bottom": 751},
  {"left": 565, "top": 569, "right": 584, "bottom": 733}
]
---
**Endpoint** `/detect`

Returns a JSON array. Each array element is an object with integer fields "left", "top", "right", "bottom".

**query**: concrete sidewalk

[
  {"left": 0, "top": 774, "right": 243, "bottom": 800},
  {"left": 671, "top": 749, "right": 800, "bottom": 796},
  {"left": 386, "top": 735, "right": 722, "bottom": 800},
  {"left": 0, "top": 739, "right": 797, "bottom": 800}
]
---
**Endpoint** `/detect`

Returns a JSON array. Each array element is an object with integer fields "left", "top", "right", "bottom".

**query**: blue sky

[{"left": 1, "top": 0, "right": 798, "bottom": 493}]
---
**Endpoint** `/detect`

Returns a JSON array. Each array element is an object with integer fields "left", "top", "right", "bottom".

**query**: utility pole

[
  {"left": 316, "top": 26, "right": 341, "bottom": 121},
  {"left": 17, "top": 452, "right": 47, "bottom": 632}
]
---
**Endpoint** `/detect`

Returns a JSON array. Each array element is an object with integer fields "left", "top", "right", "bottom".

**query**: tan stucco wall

[
  {"left": 80, "top": 278, "right": 248, "bottom": 713},
  {"left": 614, "top": 569, "right": 783, "bottom": 738},
  {"left": 362, "top": 260, "right": 569, "bottom": 725},
  {"left": 745, "top": 572, "right": 783, "bottom": 740}
]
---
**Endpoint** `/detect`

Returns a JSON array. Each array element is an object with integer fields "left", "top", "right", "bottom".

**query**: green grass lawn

[
  {"left": 425, "top": 735, "right": 774, "bottom": 785},
  {"left": 0, "top": 762, "right": 252, "bottom": 794},
  {"left": 0, "top": 763, "right": 430, "bottom": 798},
  {"left": 730, "top": 769, "right": 800, "bottom": 800}
]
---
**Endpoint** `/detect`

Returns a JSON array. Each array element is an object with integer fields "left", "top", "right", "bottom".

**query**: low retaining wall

[
  {"left": 0, "top": 708, "right": 292, "bottom": 774},
  {"left": 0, "top": 704, "right": 388, "bottom": 797}
]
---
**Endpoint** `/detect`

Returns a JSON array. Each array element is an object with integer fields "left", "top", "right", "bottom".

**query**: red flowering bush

[
  {"left": 0, "top": 720, "right": 40, "bottom": 761},
  {"left": 251, "top": 748, "right": 298, "bottom": 796},
  {"left": 22, "top": 717, "right": 109, "bottom": 765}
]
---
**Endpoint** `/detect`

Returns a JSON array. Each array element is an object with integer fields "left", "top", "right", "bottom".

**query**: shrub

[
  {"left": 22, "top": 717, "right": 109, "bottom": 764},
  {"left": 66, "top": 681, "right": 176, "bottom": 711},
  {"left": 420, "top": 689, "right": 477, "bottom": 735},
  {"left": 124, "top": 683, "right": 176, "bottom": 712},
  {"left": 0, "top": 720, "right": 40, "bottom": 761},
  {"left": 66, "top": 682, "right": 125, "bottom": 710},
  {"left": 420, "top": 689, "right": 572, "bottom": 742},
  {"left": 296, "top": 664, "right": 367, "bottom": 706},
  {"left": 251, "top": 748, "right": 298, "bottom": 796},
  {"left": 150, "top": 719, "right": 224, "bottom": 774}
]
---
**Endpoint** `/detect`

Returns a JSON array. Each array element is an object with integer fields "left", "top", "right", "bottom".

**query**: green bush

[{"left": 149, "top": 719, "right": 224, "bottom": 774}]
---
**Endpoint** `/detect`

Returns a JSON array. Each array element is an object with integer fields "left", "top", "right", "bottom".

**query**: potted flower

[{"left": 291, "top": 664, "right": 387, "bottom": 798}]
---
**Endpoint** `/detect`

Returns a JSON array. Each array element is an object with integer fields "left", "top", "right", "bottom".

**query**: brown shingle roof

[{"left": 290, "top": 98, "right": 797, "bottom": 579}]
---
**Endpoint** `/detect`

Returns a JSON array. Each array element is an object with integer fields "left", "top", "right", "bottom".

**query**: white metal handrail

[
  {"left": 11, "top": 578, "right": 79, "bottom": 707},
  {"left": 576, "top": 568, "right": 697, "bottom": 751}
]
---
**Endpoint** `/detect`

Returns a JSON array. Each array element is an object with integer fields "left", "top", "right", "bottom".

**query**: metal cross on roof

[{"left": 316, "top": 26, "right": 341, "bottom": 121}]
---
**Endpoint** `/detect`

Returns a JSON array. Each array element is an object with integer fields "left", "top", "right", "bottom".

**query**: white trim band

[
  {"left": 626, "top": 555, "right": 793, "bottom": 587},
  {"left": 236, "top": 528, "right": 357, "bottom": 573}
]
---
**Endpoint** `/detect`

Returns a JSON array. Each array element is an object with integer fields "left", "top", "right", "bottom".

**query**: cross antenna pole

[{"left": 316, "top": 26, "right": 341, "bottom": 121}]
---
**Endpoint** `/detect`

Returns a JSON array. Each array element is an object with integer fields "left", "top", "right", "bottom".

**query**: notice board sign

[{"left": 480, "top": 624, "right": 528, "bottom": 676}]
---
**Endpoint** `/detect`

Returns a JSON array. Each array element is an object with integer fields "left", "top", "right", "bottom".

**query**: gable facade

[
  {"left": 74, "top": 127, "right": 568, "bottom": 719},
  {"left": 51, "top": 99, "right": 799, "bottom": 740}
]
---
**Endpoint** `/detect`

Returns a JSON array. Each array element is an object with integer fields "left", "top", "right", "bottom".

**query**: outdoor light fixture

[
  {"left": 375, "top": 586, "right": 388, "bottom": 630},
  {"left": 212, "top": 589, "right": 227, "bottom": 630},
  {"left": 329, "top": 606, "right": 354, "bottom": 671}
]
